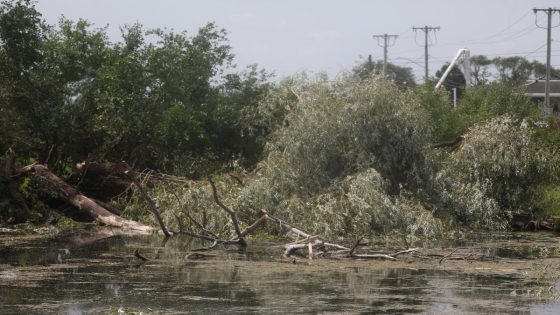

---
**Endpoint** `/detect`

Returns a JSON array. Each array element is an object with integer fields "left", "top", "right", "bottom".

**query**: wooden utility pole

[
  {"left": 412, "top": 25, "right": 440, "bottom": 81},
  {"left": 534, "top": 8, "right": 560, "bottom": 114},
  {"left": 372, "top": 34, "right": 398, "bottom": 76}
]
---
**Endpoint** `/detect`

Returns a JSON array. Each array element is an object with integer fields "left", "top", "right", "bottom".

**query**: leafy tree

[
  {"left": 0, "top": 0, "right": 272, "bottom": 178},
  {"left": 492, "top": 56, "right": 534, "bottom": 84},
  {"left": 0, "top": 0, "right": 48, "bottom": 157},
  {"left": 469, "top": 55, "right": 560, "bottom": 84},
  {"left": 435, "top": 63, "right": 466, "bottom": 97},
  {"left": 219, "top": 64, "right": 274, "bottom": 167},
  {"left": 353, "top": 55, "right": 416, "bottom": 86},
  {"left": 470, "top": 55, "right": 492, "bottom": 86}
]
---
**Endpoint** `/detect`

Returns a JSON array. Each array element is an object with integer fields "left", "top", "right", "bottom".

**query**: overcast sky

[{"left": 35, "top": 0, "right": 560, "bottom": 82}]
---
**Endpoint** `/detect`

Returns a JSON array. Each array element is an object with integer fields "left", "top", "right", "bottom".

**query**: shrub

[{"left": 437, "top": 115, "right": 556, "bottom": 228}]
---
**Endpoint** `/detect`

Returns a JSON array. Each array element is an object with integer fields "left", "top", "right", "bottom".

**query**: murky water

[{"left": 1, "top": 230, "right": 559, "bottom": 314}]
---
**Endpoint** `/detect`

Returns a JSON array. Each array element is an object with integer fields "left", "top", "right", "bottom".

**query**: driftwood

[{"left": 348, "top": 248, "right": 419, "bottom": 261}]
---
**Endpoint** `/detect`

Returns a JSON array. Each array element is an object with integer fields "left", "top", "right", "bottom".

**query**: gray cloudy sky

[{"left": 36, "top": 0, "right": 560, "bottom": 82}]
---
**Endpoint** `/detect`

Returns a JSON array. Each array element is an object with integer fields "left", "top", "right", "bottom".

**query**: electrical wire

[
  {"left": 440, "top": 12, "right": 543, "bottom": 47},
  {"left": 522, "top": 42, "right": 548, "bottom": 58}
]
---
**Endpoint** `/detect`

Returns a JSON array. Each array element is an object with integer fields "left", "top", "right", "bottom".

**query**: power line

[
  {"left": 439, "top": 14, "right": 544, "bottom": 47},
  {"left": 534, "top": 7, "right": 560, "bottom": 112},
  {"left": 412, "top": 25, "right": 440, "bottom": 80},
  {"left": 372, "top": 34, "right": 398, "bottom": 76},
  {"left": 484, "top": 10, "right": 533, "bottom": 39},
  {"left": 522, "top": 42, "right": 548, "bottom": 58}
]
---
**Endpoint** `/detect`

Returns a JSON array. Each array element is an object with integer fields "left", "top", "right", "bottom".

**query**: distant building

[{"left": 524, "top": 79, "right": 560, "bottom": 114}]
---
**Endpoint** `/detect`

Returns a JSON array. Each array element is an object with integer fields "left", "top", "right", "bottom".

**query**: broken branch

[
  {"left": 128, "top": 168, "right": 170, "bottom": 237},
  {"left": 208, "top": 177, "right": 246, "bottom": 247}
]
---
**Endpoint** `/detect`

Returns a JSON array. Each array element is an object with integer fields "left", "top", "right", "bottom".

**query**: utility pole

[
  {"left": 372, "top": 33, "right": 398, "bottom": 76},
  {"left": 412, "top": 25, "right": 440, "bottom": 81},
  {"left": 533, "top": 8, "right": 560, "bottom": 114}
]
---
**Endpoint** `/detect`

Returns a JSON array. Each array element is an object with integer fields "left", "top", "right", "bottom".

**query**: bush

[{"left": 436, "top": 115, "right": 556, "bottom": 228}]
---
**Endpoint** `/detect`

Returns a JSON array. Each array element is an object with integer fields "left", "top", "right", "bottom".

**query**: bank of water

[{"left": 0, "top": 230, "right": 559, "bottom": 314}]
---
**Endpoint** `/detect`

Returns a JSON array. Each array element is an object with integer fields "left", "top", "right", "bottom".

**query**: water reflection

[{"left": 0, "top": 232, "right": 559, "bottom": 314}]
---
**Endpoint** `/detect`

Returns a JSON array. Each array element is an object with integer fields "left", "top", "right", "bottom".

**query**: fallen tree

[
  {"left": 5, "top": 159, "right": 480, "bottom": 265},
  {"left": 15, "top": 161, "right": 155, "bottom": 235}
]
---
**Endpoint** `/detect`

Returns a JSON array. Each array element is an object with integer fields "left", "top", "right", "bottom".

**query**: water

[{"left": 1, "top": 231, "right": 559, "bottom": 314}]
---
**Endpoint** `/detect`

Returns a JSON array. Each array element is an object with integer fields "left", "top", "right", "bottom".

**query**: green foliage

[
  {"left": 352, "top": 56, "right": 416, "bottom": 86},
  {"left": 416, "top": 81, "right": 538, "bottom": 143},
  {"left": 119, "top": 77, "right": 558, "bottom": 239},
  {"left": 469, "top": 55, "right": 560, "bottom": 85},
  {"left": 121, "top": 175, "right": 244, "bottom": 238},
  {"left": 234, "top": 76, "right": 440, "bottom": 238},
  {"left": 0, "top": 0, "right": 272, "bottom": 176},
  {"left": 416, "top": 83, "right": 463, "bottom": 142},
  {"left": 455, "top": 82, "right": 538, "bottom": 127},
  {"left": 537, "top": 185, "right": 560, "bottom": 218},
  {"left": 438, "top": 116, "right": 556, "bottom": 228}
]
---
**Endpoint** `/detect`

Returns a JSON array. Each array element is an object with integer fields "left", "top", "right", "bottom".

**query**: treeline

[{"left": 0, "top": 0, "right": 272, "bottom": 177}]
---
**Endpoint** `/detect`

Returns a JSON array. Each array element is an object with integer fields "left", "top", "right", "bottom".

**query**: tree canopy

[
  {"left": 0, "top": 0, "right": 272, "bottom": 176},
  {"left": 352, "top": 55, "right": 416, "bottom": 86}
]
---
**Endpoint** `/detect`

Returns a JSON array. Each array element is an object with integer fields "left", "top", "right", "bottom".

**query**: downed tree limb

[
  {"left": 347, "top": 243, "right": 419, "bottom": 260},
  {"left": 134, "top": 249, "right": 150, "bottom": 261},
  {"left": 262, "top": 210, "right": 312, "bottom": 239},
  {"left": 283, "top": 237, "right": 324, "bottom": 259},
  {"left": 171, "top": 191, "right": 218, "bottom": 239},
  {"left": 349, "top": 236, "right": 366, "bottom": 257},
  {"left": 391, "top": 248, "right": 419, "bottom": 258},
  {"left": 428, "top": 135, "right": 464, "bottom": 150},
  {"left": 127, "top": 168, "right": 170, "bottom": 237},
  {"left": 18, "top": 163, "right": 155, "bottom": 235},
  {"left": 208, "top": 177, "right": 247, "bottom": 247},
  {"left": 439, "top": 248, "right": 459, "bottom": 264},
  {"left": 228, "top": 173, "right": 244, "bottom": 187},
  {"left": 350, "top": 253, "right": 396, "bottom": 261}
]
